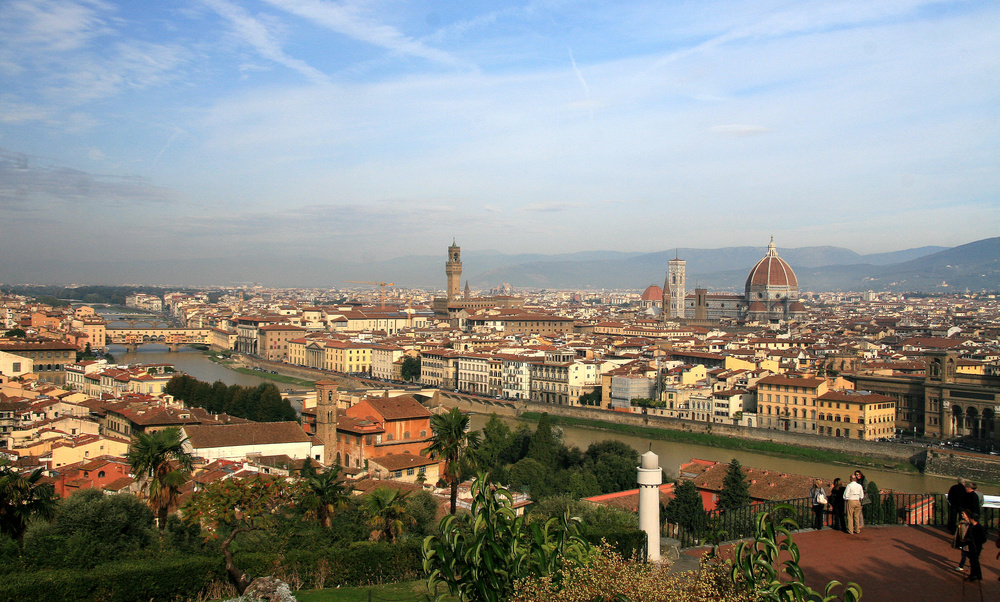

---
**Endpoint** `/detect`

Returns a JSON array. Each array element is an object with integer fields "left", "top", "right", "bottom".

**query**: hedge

[
  {"left": 0, "top": 555, "right": 224, "bottom": 602},
  {"left": 234, "top": 539, "right": 424, "bottom": 589}
]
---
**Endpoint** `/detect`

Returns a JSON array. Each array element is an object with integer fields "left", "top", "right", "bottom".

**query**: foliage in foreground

[
  {"left": 512, "top": 545, "right": 755, "bottom": 602},
  {"left": 723, "top": 504, "right": 862, "bottom": 602},
  {"left": 423, "top": 475, "right": 593, "bottom": 602}
]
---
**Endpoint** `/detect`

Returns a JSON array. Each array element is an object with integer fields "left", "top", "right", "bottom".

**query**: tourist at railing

[
  {"left": 845, "top": 474, "right": 865, "bottom": 534},
  {"left": 953, "top": 511, "right": 970, "bottom": 573},
  {"left": 828, "top": 478, "right": 847, "bottom": 532},
  {"left": 809, "top": 478, "right": 827, "bottom": 530},
  {"left": 961, "top": 510, "right": 987, "bottom": 581},
  {"left": 854, "top": 470, "right": 870, "bottom": 528},
  {"left": 947, "top": 477, "right": 967, "bottom": 533}
]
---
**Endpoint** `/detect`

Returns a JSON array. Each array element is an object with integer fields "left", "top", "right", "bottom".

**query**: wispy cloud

[
  {"left": 201, "top": 0, "right": 329, "bottom": 84},
  {"left": 261, "top": 0, "right": 468, "bottom": 69},
  {"left": 0, "top": 149, "right": 179, "bottom": 210}
]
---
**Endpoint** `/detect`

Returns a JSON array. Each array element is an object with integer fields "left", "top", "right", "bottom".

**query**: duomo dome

[{"left": 745, "top": 237, "right": 799, "bottom": 302}]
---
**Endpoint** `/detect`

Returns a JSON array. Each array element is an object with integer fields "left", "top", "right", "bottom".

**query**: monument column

[{"left": 637, "top": 451, "right": 662, "bottom": 562}]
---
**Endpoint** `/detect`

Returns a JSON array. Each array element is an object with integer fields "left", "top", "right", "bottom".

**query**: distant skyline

[{"left": 2, "top": 1, "right": 998, "bottom": 284}]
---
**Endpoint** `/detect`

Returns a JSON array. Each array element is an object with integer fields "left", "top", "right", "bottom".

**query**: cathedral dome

[
  {"left": 745, "top": 238, "right": 799, "bottom": 302},
  {"left": 641, "top": 285, "right": 664, "bottom": 302}
]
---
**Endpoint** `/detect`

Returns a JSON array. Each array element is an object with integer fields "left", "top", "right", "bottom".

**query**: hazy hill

[{"left": 5, "top": 239, "right": 998, "bottom": 293}]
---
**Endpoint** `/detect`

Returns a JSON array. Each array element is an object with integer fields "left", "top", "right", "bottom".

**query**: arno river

[
  {"left": 107, "top": 341, "right": 994, "bottom": 496},
  {"left": 467, "top": 415, "right": 999, "bottom": 496}
]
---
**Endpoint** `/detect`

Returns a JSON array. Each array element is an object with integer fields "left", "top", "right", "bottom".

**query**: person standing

[
  {"left": 809, "top": 478, "right": 827, "bottom": 530},
  {"left": 947, "top": 478, "right": 967, "bottom": 533},
  {"left": 854, "top": 470, "right": 870, "bottom": 527},
  {"left": 829, "top": 478, "right": 847, "bottom": 532},
  {"left": 954, "top": 511, "right": 970, "bottom": 572},
  {"left": 844, "top": 474, "right": 865, "bottom": 534},
  {"left": 961, "top": 510, "right": 986, "bottom": 581},
  {"left": 962, "top": 482, "right": 982, "bottom": 517}
]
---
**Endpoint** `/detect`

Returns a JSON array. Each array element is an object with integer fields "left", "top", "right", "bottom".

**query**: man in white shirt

[{"left": 844, "top": 474, "right": 865, "bottom": 534}]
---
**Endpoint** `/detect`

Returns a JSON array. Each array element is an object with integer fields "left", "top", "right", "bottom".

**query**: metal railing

[{"left": 667, "top": 493, "right": 998, "bottom": 549}]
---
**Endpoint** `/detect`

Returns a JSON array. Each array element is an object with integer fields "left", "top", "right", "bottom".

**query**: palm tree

[
  {"left": 364, "top": 487, "right": 414, "bottom": 542},
  {"left": 126, "top": 426, "right": 193, "bottom": 529},
  {"left": 425, "top": 407, "right": 481, "bottom": 514},
  {"left": 301, "top": 465, "right": 350, "bottom": 528},
  {"left": 0, "top": 465, "right": 56, "bottom": 544}
]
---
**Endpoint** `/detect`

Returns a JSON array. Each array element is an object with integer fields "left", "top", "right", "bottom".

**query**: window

[
  {"left": 394, "top": 470, "right": 403, "bottom": 478},
  {"left": 407, "top": 468, "right": 415, "bottom": 476}
]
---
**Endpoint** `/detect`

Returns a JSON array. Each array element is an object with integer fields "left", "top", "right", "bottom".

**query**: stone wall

[{"left": 924, "top": 449, "right": 1000, "bottom": 484}]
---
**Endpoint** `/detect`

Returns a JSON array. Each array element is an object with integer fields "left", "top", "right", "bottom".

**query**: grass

[
  {"left": 517, "top": 411, "right": 920, "bottom": 473},
  {"left": 229, "top": 366, "right": 317, "bottom": 387},
  {"left": 295, "top": 580, "right": 457, "bottom": 602}
]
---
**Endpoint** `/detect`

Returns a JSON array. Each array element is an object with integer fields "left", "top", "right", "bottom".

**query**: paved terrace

[{"left": 684, "top": 525, "right": 999, "bottom": 602}]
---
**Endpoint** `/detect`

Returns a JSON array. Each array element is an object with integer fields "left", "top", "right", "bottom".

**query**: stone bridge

[{"left": 106, "top": 327, "right": 211, "bottom": 352}]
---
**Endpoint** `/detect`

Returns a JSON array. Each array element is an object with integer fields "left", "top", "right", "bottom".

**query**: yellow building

[
  {"left": 756, "top": 374, "right": 829, "bottom": 434},
  {"left": 815, "top": 390, "right": 896, "bottom": 440}
]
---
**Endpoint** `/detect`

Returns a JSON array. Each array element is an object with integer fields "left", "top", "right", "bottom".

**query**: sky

[{"left": 1, "top": 0, "right": 998, "bottom": 285}]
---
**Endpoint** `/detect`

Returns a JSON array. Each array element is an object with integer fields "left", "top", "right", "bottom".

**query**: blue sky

[{"left": 1, "top": 0, "right": 998, "bottom": 283}]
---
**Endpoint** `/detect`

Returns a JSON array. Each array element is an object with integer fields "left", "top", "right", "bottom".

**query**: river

[
  {"left": 106, "top": 345, "right": 277, "bottom": 388},
  {"left": 467, "top": 414, "right": 998, "bottom": 496}
]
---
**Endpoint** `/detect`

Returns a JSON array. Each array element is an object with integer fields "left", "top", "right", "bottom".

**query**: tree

[
  {"left": 0, "top": 466, "right": 56, "bottom": 545},
  {"left": 364, "top": 486, "right": 415, "bottom": 542},
  {"left": 22, "top": 490, "right": 154, "bottom": 568},
  {"left": 717, "top": 459, "right": 751, "bottom": 511},
  {"left": 423, "top": 475, "right": 593, "bottom": 602},
  {"left": 425, "top": 407, "right": 481, "bottom": 514},
  {"left": 401, "top": 355, "right": 421, "bottom": 381},
  {"left": 126, "top": 426, "right": 194, "bottom": 529},
  {"left": 2, "top": 328, "right": 26, "bottom": 338},
  {"left": 300, "top": 465, "right": 349, "bottom": 528},
  {"left": 527, "top": 413, "right": 558, "bottom": 467},
  {"left": 183, "top": 475, "right": 298, "bottom": 594},
  {"left": 665, "top": 479, "right": 705, "bottom": 532}
]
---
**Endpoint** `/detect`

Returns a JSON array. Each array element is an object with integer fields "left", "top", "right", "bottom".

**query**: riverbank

[
  {"left": 517, "top": 411, "right": 919, "bottom": 474},
  {"left": 203, "top": 351, "right": 316, "bottom": 388}
]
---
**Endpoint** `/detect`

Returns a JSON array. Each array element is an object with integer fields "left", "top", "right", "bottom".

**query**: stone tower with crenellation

[{"left": 446, "top": 240, "right": 462, "bottom": 301}]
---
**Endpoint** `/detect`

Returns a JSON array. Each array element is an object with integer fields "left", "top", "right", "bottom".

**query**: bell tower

[
  {"left": 314, "top": 380, "right": 339, "bottom": 466},
  {"left": 667, "top": 256, "right": 686, "bottom": 319},
  {"left": 446, "top": 240, "right": 462, "bottom": 301}
]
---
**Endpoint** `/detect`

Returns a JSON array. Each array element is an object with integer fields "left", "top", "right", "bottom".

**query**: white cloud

[
  {"left": 261, "top": 0, "right": 469, "bottom": 68},
  {"left": 201, "top": 0, "right": 329, "bottom": 84}
]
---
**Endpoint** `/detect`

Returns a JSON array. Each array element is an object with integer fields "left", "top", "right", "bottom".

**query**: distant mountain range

[{"left": 3, "top": 238, "right": 998, "bottom": 293}]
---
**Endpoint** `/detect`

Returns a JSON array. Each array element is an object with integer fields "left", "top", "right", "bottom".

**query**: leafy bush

[
  {"left": 234, "top": 540, "right": 424, "bottom": 588},
  {"left": 0, "top": 555, "right": 223, "bottom": 602},
  {"left": 22, "top": 490, "right": 155, "bottom": 569}
]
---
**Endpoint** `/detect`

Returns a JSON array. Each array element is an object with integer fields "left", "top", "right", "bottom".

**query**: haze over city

[{"left": 1, "top": 1, "right": 998, "bottom": 286}]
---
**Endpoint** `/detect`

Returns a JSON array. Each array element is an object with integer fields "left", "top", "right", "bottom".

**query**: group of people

[
  {"left": 947, "top": 477, "right": 995, "bottom": 582},
  {"left": 809, "top": 470, "right": 870, "bottom": 535}
]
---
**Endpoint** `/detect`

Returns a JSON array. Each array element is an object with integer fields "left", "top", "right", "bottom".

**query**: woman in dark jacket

[
  {"left": 809, "top": 478, "right": 827, "bottom": 530},
  {"left": 828, "top": 478, "right": 847, "bottom": 532}
]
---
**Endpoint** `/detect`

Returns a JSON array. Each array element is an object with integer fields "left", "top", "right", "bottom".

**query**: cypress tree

[{"left": 718, "top": 458, "right": 751, "bottom": 511}]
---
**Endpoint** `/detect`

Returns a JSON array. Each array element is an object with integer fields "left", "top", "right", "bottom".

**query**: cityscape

[{"left": 2, "top": 1, "right": 999, "bottom": 601}]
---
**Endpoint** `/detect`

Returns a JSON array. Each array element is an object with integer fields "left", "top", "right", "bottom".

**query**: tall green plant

[
  {"left": 0, "top": 466, "right": 56, "bottom": 544},
  {"left": 725, "top": 504, "right": 862, "bottom": 601},
  {"left": 126, "top": 426, "right": 193, "bottom": 529},
  {"left": 425, "top": 407, "right": 481, "bottom": 514},
  {"left": 423, "top": 475, "right": 593, "bottom": 602}
]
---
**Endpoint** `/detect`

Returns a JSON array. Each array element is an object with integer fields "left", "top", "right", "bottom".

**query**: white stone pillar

[{"left": 637, "top": 450, "right": 662, "bottom": 562}]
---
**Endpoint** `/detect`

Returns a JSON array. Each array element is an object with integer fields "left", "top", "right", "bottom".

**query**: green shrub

[
  {"left": 233, "top": 540, "right": 424, "bottom": 588},
  {"left": 0, "top": 555, "right": 223, "bottom": 602}
]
